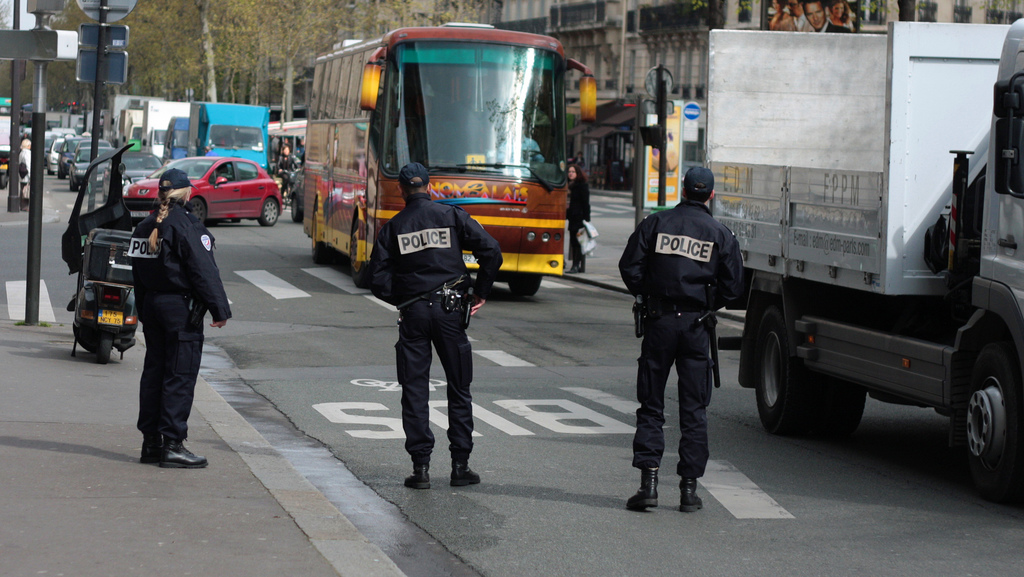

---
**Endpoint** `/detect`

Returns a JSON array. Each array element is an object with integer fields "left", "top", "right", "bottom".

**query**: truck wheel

[
  {"left": 967, "top": 341, "right": 1024, "bottom": 503},
  {"left": 811, "top": 377, "right": 866, "bottom": 437},
  {"left": 755, "top": 305, "right": 813, "bottom": 435},
  {"left": 95, "top": 332, "right": 113, "bottom": 365},
  {"left": 350, "top": 220, "right": 370, "bottom": 288},
  {"left": 311, "top": 221, "right": 334, "bottom": 264},
  {"left": 291, "top": 194, "right": 303, "bottom": 223},
  {"left": 508, "top": 274, "right": 542, "bottom": 296}
]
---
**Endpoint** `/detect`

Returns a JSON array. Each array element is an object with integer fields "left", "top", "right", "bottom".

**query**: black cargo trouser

[
  {"left": 632, "top": 310, "right": 713, "bottom": 478},
  {"left": 395, "top": 298, "right": 474, "bottom": 465},
  {"left": 137, "top": 293, "right": 205, "bottom": 441}
]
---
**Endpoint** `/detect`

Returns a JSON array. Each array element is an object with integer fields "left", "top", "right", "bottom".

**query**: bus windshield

[
  {"left": 380, "top": 41, "right": 566, "bottom": 185},
  {"left": 209, "top": 125, "right": 265, "bottom": 151}
]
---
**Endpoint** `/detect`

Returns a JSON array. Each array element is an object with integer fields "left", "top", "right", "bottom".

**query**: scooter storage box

[{"left": 84, "top": 228, "right": 134, "bottom": 285}]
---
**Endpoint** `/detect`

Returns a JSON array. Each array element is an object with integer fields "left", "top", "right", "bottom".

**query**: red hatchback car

[{"left": 124, "top": 156, "right": 282, "bottom": 226}]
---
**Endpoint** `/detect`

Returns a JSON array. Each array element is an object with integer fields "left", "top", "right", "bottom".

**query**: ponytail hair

[{"left": 148, "top": 187, "right": 192, "bottom": 252}]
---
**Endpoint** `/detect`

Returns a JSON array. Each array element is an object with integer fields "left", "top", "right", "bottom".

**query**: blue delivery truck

[
  {"left": 162, "top": 116, "right": 189, "bottom": 164},
  {"left": 187, "top": 102, "right": 270, "bottom": 169}
]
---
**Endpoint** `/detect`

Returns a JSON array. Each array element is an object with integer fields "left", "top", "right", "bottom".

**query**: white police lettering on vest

[
  {"left": 655, "top": 233, "right": 714, "bottom": 262},
  {"left": 127, "top": 237, "right": 160, "bottom": 258},
  {"left": 398, "top": 227, "right": 452, "bottom": 254}
]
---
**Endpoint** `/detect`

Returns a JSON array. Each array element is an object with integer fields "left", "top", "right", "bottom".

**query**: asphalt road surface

[{"left": 3, "top": 173, "right": 1023, "bottom": 577}]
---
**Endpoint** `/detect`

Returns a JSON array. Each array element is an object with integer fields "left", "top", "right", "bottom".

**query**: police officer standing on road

[
  {"left": 618, "top": 166, "right": 744, "bottom": 512},
  {"left": 130, "top": 168, "right": 232, "bottom": 469},
  {"left": 368, "top": 162, "right": 502, "bottom": 489}
]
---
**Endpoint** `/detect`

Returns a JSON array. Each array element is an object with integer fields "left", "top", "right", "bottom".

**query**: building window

[
  {"left": 953, "top": 0, "right": 972, "bottom": 22},
  {"left": 861, "top": 0, "right": 886, "bottom": 24}
]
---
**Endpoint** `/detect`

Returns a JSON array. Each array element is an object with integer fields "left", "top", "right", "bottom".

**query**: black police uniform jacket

[
  {"left": 369, "top": 192, "right": 503, "bottom": 305},
  {"left": 129, "top": 201, "right": 232, "bottom": 322},
  {"left": 619, "top": 199, "right": 744, "bottom": 310}
]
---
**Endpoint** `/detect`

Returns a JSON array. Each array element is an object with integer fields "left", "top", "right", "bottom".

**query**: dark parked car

[
  {"left": 102, "top": 151, "right": 162, "bottom": 195},
  {"left": 56, "top": 137, "right": 84, "bottom": 179},
  {"left": 125, "top": 156, "right": 282, "bottom": 226},
  {"left": 69, "top": 145, "right": 114, "bottom": 191}
]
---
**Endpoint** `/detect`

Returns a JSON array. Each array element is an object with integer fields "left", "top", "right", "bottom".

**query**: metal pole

[
  {"left": 24, "top": 61, "right": 47, "bottom": 325},
  {"left": 656, "top": 64, "right": 667, "bottom": 207},
  {"left": 633, "top": 94, "right": 645, "bottom": 229},
  {"left": 88, "top": 0, "right": 109, "bottom": 205},
  {"left": 7, "top": 0, "right": 21, "bottom": 213}
]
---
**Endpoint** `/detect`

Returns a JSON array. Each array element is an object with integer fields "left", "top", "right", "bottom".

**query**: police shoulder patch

[{"left": 201, "top": 234, "right": 213, "bottom": 251}]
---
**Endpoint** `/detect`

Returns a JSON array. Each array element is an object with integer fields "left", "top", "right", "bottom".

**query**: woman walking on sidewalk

[
  {"left": 566, "top": 164, "right": 591, "bottom": 274},
  {"left": 18, "top": 139, "right": 31, "bottom": 211}
]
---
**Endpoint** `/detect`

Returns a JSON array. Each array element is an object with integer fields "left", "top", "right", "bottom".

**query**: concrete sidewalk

[{"left": 0, "top": 321, "right": 405, "bottom": 577}]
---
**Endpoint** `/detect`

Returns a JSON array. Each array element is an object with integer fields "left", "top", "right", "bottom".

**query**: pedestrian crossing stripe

[
  {"left": 235, "top": 270, "right": 311, "bottom": 299},
  {"left": 6, "top": 280, "right": 57, "bottom": 322}
]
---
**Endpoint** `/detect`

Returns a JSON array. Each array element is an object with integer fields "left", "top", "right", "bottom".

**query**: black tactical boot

[
  {"left": 159, "top": 438, "right": 208, "bottom": 469},
  {"left": 626, "top": 467, "right": 659, "bottom": 511},
  {"left": 140, "top": 434, "right": 163, "bottom": 464},
  {"left": 680, "top": 478, "right": 703, "bottom": 512},
  {"left": 450, "top": 461, "right": 481, "bottom": 486},
  {"left": 404, "top": 463, "right": 430, "bottom": 489}
]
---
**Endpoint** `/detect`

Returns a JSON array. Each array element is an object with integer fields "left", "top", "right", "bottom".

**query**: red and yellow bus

[{"left": 300, "top": 23, "right": 596, "bottom": 296}]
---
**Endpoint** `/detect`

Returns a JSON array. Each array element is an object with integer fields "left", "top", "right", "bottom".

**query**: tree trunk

[
  {"left": 197, "top": 0, "right": 217, "bottom": 102},
  {"left": 283, "top": 57, "right": 294, "bottom": 122},
  {"left": 899, "top": 0, "right": 915, "bottom": 21}
]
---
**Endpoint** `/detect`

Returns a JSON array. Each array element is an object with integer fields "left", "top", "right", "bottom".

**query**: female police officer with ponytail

[{"left": 129, "top": 168, "right": 231, "bottom": 468}]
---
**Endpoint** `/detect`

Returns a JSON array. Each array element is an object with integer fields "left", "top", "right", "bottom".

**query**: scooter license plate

[{"left": 98, "top": 309, "right": 123, "bottom": 325}]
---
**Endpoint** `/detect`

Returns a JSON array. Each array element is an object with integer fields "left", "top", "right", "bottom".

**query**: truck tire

[
  {"left": 754, "top": 305, "right": 813, "bottom": 435},
  {"left": 350, "top": 220, "right": 370, "bottom": 289},
  {"left": 811, "top": 377, "right": 866, "bottom": 437},
  {"left": 311, "top": 221, "right": 334, "bottom": 265},
  {"left": 508, "top": 274, "right": 542, "bottom": 296},
  {"left": 967, "top": 341, "right": 1024, "bottom": 503}
]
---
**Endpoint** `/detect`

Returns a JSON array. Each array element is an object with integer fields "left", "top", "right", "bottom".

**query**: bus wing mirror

[
  {"left": 361, "top": 48, "right": 387, "bottom": 112},
  {"left": 360, "top": 62, "right": 382, "bottom": 111},
  {"left": 567, "top": 59, "right": 597, "bottom": 123}
]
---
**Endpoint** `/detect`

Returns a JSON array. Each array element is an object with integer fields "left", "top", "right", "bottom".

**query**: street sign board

[
  {"left": 683, "top": 101, "right": 701, "bottom": 120},
  {"left": 79, "top": 24, "right": 129, "bottom": 48},
  {"left": 76, "top": 0, "right": 138, "bottom": 23},
  {"left": 76, "top": 48, "right": 127, "bottom": 84}
]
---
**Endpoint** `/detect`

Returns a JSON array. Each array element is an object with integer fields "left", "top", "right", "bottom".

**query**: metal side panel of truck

[
  {"left": 709, "top": 22, "right": 1024, "bottom": 502},
  {"left": 708, "top": 23, "right": 1007, "bottom": 296},
  {"left": 188, "top": 103, "right": 270, "bottom": 169}
]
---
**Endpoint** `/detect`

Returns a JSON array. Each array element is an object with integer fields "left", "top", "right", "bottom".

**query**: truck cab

[{"left": 187, "top": 103, "right": 270, "bottom": 169}]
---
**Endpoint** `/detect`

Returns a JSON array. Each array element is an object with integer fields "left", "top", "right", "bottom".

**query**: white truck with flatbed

[{"left": 709, "top": 21, "right": 1024, "bottom": 502}]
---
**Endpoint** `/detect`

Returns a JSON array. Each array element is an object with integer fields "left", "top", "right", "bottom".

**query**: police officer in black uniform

[
  {"left": 618, "top": 167, "right": 744, "bottom": 512},
  {"left": 130, "top": 168, "right": 232, "bottom": 469},
  {"left": 368, "top": 162, "right": 502, "bottom": 489}
]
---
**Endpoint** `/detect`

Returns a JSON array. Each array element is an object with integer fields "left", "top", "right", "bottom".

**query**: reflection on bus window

[{"left": 380, "top": 41, "right": 565, "bottom": 185}]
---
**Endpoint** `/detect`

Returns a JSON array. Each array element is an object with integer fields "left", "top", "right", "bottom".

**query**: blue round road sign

[{"left": 683, "top": 102, "right": 701, "bottom": 120}]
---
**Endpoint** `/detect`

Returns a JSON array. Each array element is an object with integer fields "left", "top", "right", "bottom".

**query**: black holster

[
  {"left": 187, "top": 296, "right": 208, "bottom": 329},
  {"left": 633, "top": 295, "right": 647, "bottom": 338}
]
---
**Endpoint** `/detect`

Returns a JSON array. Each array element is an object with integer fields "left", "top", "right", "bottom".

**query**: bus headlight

[
  {"left": 526, "top": 232, "right": 536, "bottom": 241},
  {"left": 541, "top": 233, "right": 550, "bottom": 242}
]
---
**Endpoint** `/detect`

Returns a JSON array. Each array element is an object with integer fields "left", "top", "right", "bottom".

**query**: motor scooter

[{"left": 61, "top": 145, "right": 139, "bottom": 364}]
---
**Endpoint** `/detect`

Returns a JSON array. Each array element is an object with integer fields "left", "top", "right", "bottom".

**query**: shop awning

[
  {"left": 600, "top": 108, "right": 637, "bottom": 127},
  {"left": 583, "top": 126, "right": 617, "bottom": 140}
]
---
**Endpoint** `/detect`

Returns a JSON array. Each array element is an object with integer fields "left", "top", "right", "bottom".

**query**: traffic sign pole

[
  {"left": 656, "top": 64, "right": 667, "bottom": 207},
  {"left": 89, "top": 0, "right": 107, "bottom": 176}
]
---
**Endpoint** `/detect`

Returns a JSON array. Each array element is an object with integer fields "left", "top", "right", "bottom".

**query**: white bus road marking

[
  {"left": 314, "top": 400, "right": 535, "bottom": 438},
  {"left": 701, "top": 460, "right": 795, "bottom": 519},
  {"left": 235, "top": 270, "right": 310, "bottom": 299},
  {"left": 493, "top": 399, "right": 633, "bottom": 434},
  {"left": 474, "top": 350, "right": 535, "bottom": 367},
  {"left": 6, "top": 280, "right": 57, "bottom": 322},
  {"left": 302, "top": 267, "right": 371, "bottom": 294},
  {"left": 562, "top": 387, "right": 638, "bottom": 415},
  {"left": 365, "top": 295, "right": 397, "bottom": 311}
]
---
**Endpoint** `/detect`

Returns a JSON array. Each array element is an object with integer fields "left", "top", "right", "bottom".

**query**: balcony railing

[
  {"left": 953, "top": 4, "right": 972, "bottom": 22},
  {"left": 861, "top": 0, "right": 886, "bottom": 24},
  {"left": 987, "top": 8, "right": 1005, "bottom": 23},
  {"left": 638, "top": 3, "right": 707, "bottom": 33},
  {"left": 918, "top": 1, "right": 937, "bottom": 22},
  {"left": 550, "top": 1, "right": 607, "bottom": 29},
  {"left": 497, "top": 17, "right": 548, "bottom": 35}
]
